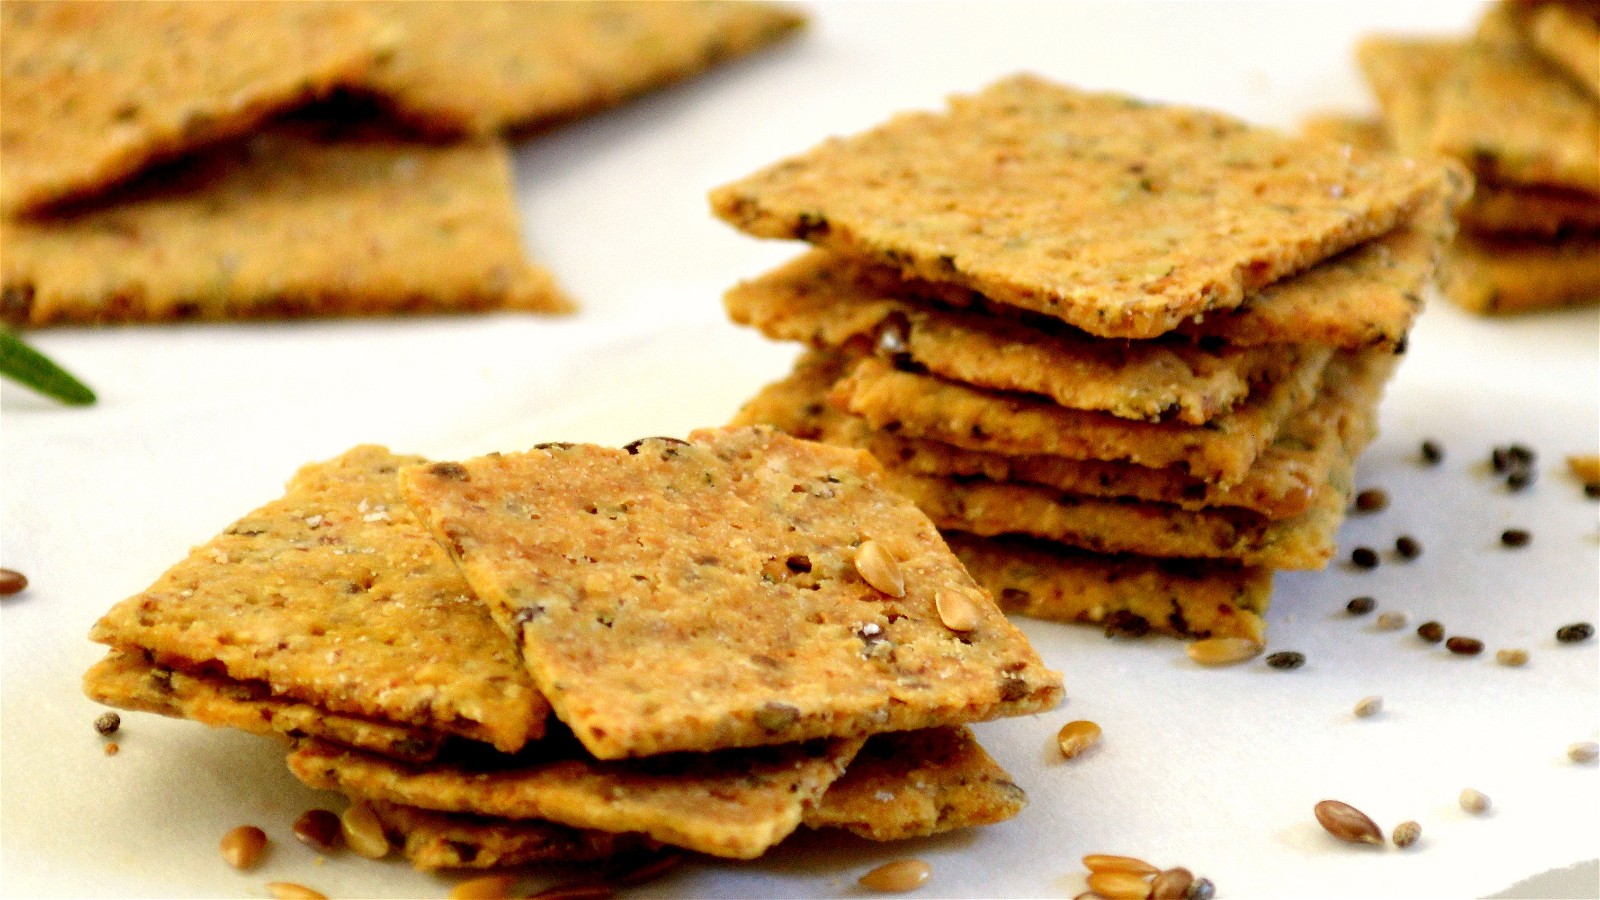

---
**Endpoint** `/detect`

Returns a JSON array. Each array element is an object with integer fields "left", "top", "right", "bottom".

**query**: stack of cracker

[
  {"left": 1346, "top": 0, "right": 1600, "bottom": 314},
  {"left": 2, "top": 1, "right": 803, "bottom": 325},
  {"left": 713, "top": 75, "right": 1462, "bottom": 644},
  {"left": 83, "top": 431, "right": 1062, "bottom": 877}
]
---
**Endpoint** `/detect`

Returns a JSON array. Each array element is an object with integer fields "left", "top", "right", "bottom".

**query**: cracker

[
  {"left": 1429, "top": 36, "right": 1600, "bottom": 194},
  {"left": 287, "top": 734, "right": 863, "bottom": 860},
  {"left": 1357, "top": 36, "right": 1463, "bottom": 157},
  {"left": 1524, "top": 1, "right": 1600, "bottom": 99},
  {"left": 731, "top": 351, "right": 1365, "bottom": 522},
  {"left": 710, "top": 74, "right": 1447, "bottom": 339},
  {"left": 946, "top": 534, "right": 1271, "bottom": 643},
  {"left": 2, "top": 126, "right": 570, "bottom": 327},
  {"left": 366, "top": 800, "right": 656, "bottom": 871},
  {"left": 401, "top": 427, "right": 1062, "bottom": 760},
  {"left": 88, "top": 445, "right": 547, "bottom": 753},
  {"left": 800, "top": 727, "right": 1025, "bottom": 840},
  {"left": 1438, "top": 230, "right": 1600, "bottom": 313},
  {"left": 84, "top": 648, "right": 443, "bottom": 763},
  {"left": 0, "top": 1, "right": 379, "bottom": 215},
  {"left": 726, "top": 250, "right": 1297, "bottom": 424},
  {"left": 830, "top": 351, "right": 1333, "bottom": 488},
  {"left": 359, "top": 1, "right": 805, "bottom": 135}
]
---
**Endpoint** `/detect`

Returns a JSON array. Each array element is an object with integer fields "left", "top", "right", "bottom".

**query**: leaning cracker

[
  {"left": 711, "top": 74, "right": 1446, "bottom": 339},
  {"left": 88, "top": 445, "right": 547, "bottom": 753},
  {"left": 831, "top": 351, "right": 1333, "bottom": 487},
  {"left": 366, "top": 800, "right": 657, "bottom": 871},
  {"left": 801, "top": 727, "right": 1026, "bottom": 840},
  {"left": 1357, "top": 36, "right": 1462, "bottom": 158},
  {"left": 1523, "top": 1, "right": 1600, "bottom": 99},
  {"left": 401, "top": 427, "right": 1062, "bottom": 760},
  {"left": 1438, "top": 230, "right": 1600, "bottom": 314},
  {"left": 726, "top": 250, "right": 1297, "bottom": 424},
  {"left": 288, "top": 735, "right": 862, "bottom": 860},
  {"left": 359, "top": 1, "right": 805, "bottom": 135},
  {"left": 947, "top": 534, "right": 1271, "bottom": 643},
  {"left": 84, "top": 648, "right": 444, "bottom": 763},
  {"left": 3, "top": 126, "right": 569, "bottom": 327},
  {"left": 0, "top": 1, "right": 380, "bottom": 214},
  {"left": 731, "top": 350, "right": 1359, "bottom": 522}
]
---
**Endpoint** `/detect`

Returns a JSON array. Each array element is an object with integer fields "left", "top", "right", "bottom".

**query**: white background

[{"left": 3, "top": 3, "right": 1597, "bottom": 897}]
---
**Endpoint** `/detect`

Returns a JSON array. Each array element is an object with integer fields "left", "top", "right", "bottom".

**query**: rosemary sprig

[{"left": 0, "top": 328, "right": 96, "bottom": 405}]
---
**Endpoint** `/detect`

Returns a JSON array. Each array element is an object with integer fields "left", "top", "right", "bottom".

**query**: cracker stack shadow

[
  {"left": 83, "top": 433, "right": 1062, "bottom": 874},
  {"left": 1, "top": 0, "right": 806, "bottom": 326},
  {"left": 1345, "top": 1, "right": 1600, "bottom": 314},
  {"left": 715, "top": 74, "right": 1466, "bottom": 645}
]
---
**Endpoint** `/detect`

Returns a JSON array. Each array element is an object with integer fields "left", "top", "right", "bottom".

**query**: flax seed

[
  {"left": 1416, "top": 621, "right": 1444, "bottom": 643},
  {"left": 292, "top": 809, "right": 341, "bottom": 853},
  {"left": 1557, "top": 622, "right": 1594, "bottom": 643},
  {"left": 1265, "top": 651, "right": 1305, "bottom": 670},
  {"left": 1354, "top": 489, "right": 1388, "bottom": 513},
  {"left": 0, "top": 568, "right": 26, "bottom": 595},
  {"left": 1394, "top": 536, "right": 1422, "bottom": 560},
  {"left": 1420, "top": 440, "right": 1443, "bottom": 465},
  {"left": 1151, "top": 867, "right": 1195, "bottom": 900},
  {"left": 1446, "top": 636, "right": 1484, "bottom": 656},
  {"left": 1314, "top": 799, "right": 1383, "bottom": 844},
  {"left": 1346, "top": 596, "right": 1376, "bottom": 616},
  {"left": 1500, "top": 528, "right": 1530, "bottom": 548},
  {"left": 1350, "top": 547, "right": 1379, "bottom": 569}
]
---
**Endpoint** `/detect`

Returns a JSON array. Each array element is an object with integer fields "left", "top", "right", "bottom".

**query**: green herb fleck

[{"left": 0, "top": 328, "right": 96, "bottom": 405}]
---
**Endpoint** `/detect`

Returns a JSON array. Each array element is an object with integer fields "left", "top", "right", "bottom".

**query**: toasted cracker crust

[
  {"left": 367, "top": 800, "right": 656, "bottom": 871},
  {"left": 84, "top": 648, "right": 444, "bottom": 762},
  {"left": 1438, "top": 230, "right": 1600, "bottom": 313},
  {"left": 0, "top": 1, "right": 379, "bottom": 215},
  {"left": 288, "top": 735, "right": 862, "bottom": 860},
  {"left": 711, "top": 74, "right": 1446, "bottom": 339},
  {"left": 831, "top": 351, "right": 1332, "bottom": 488},
  {"left": 402, "top": 427, "right": 1061, "bottom": 760},
  {"left": 3, "top": 127, "right": 568, "bottom": 327},
  {"left": 947, "top": 534, "right": 1271, "bottom": 642},
  {"left": 359, "top": 1, "right": 805, "bottom": 135},
  {"left": 727, "top": 251, "right": 1294, "bottom": 424},
  {"left": 731, "top": 351, "right": 1349, "bottom": 522},
  {"left": 89, "top": 446, "right": 546, "bottom": 752}
]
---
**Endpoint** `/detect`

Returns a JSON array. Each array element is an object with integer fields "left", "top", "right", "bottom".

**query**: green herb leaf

[{"left": 0, "top": 328, "right": 96, "bottom": 405}]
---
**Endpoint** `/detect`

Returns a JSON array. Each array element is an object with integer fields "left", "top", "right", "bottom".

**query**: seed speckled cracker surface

[
  {"left": 947, "top": 534, "right": 1271, "bottom": 642},
  {"left": 84, "top": 648, "right": 445, "bottom": 763},
  {"left": 710, "top": 74, "right": 1446, "bottom": 339},
  {"left": 88, "top": 446, "right": 547, "bottom": 753},
  {"left": 0, "top": 1, "right": 380, "bottom": 215},
  {"left": 288, "top": 735, "right": 863, "bottom": 859},
  {"left": 1438, "top": 230, "right": 1600, "bottom": 313},
  {"left": 365, "top": 800, "right": 658, "bottom": 871},
  {"left": 359, "top": 1, "right": 805, "bottom": 135},
  {"left": 732, "top": 351, "right": 1363, "bottom": 521},
  {"left": 400, "top": 426, "right": 1062, "bottom": 761},
  {"left": 831, "top": 351, "right": 1333, "bottom": 487},
  {"left": 3, "top": 126, "right": 568, "bottom": 327},
  {"left": 726, "top": 251, "right": 1295, "bottom": 424},
  {"left": 800, "top": 727, "right": 1026, "bottom": 840}
]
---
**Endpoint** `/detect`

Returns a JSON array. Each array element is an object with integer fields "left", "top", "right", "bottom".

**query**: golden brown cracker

[
  {"left": 947, "top": 534, "right": 1271, "bottom": 643},
  {"left": 401, "top": 427, "right": 1062, "bottom": 761},
  {"left": 359, "top": 1, "right": 805, "bottom": 135},
  {"left": 1357, "top": 35, "right": 1463, "bottom": 158},
  {"left": 0, "top": 1, "right": 379, "bottom": 214},
  {"left": 1525, "top": 2, "right": 1600, "bottom": 98},
  {"left": 801, "top": 727, "right": 1025, "bottom": 840},
  {"left": 711, "top": 74, "right": 1447, "bottom": 339},
  {"left": 3, "top": 126, "right": 569, "bottom": 327},
  {"left": 1438, "top": 229, "right": 1600, "bottom": 313},
  {"left": 83, "top": 648, "right": 444, "bottom": 763},
  {"left": 726, "top": 250, "right": 1295, "bottom": 424},
  {"left": 830, "top": 351, "right": 1333, "bottom": 488},
  {"left": 288, "top": 735, "right": 862, "bottom": 860},
  {"left": 731, "top": 350, "right": 1365, "bottom": 522},
  {"left": 366, "top": 800, "right": 656, "bottom": 871},
  {"left": 88, "top": 446, "right": 547, "bottom": 753}
]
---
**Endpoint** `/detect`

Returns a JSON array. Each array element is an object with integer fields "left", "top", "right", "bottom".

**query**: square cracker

[
  {"left": 830, "top": 350, "right": 1333, "bottom": 488},
  {"left": 359, "top": 1, "right": 805, "bottom": 135},
  {"left": 1438, "top": 230, "right": 1600, "bottom": 314},
  {"left": 400, "top": 426, "right": 1062, "bottom": 761},
  {"left": 288, "top": 733, "right": 863, "bottom": 860},
  {"left": 710, "top": 74, "right": 1447, "bottom": 340},
  {"left": 946, "top": 534, "right": 1271, "bottom": 643},
  {"left": 84, "top": 647, "right": 445, "bottom": 763},
  {"left": 0, "top": 1, "right": 379, "bottom": 215},
  {"left": 726, "top": 250, "right": 1298, "bottom": 425},
  {"left": 88, "top": 445, "right": 547, "bottom": 754},
  {"left": 348, "top": 727, "right": 1023, "bottom": 870},
  {"left": 732, "top": 350, "right": 1354, "bottom": 522},
  {"left": 2, "top": 125, "right": 570, "bottom": 327}
]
